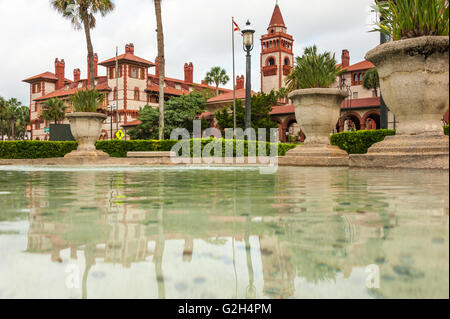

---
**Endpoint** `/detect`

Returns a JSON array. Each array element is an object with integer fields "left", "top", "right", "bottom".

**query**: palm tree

[
  {"left": 5, "top": 99, "right": 21, "bottom": 140},
  {"left": 0, "top": 96, "right": 6, "bottom": 141},
  {"left": 204, "top": 67, "right": 230, "bottom": 96},
  {"left": 363, "top": 68, "right": 380, "bottom": 97},
  {"left": 16, "top": 106, "right": 30, "bottom": 140},
  {"left": 51, "top": 0, "right": 115, "bottom": 89},
  {"left": 154, "top": 0, "right": 165, "bottom": 140},
  {"left": 42, "top": 98, "right": 67, "bottom": 124}
]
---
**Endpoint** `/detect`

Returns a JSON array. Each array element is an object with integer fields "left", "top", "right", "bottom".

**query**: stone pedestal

[
  {"left": 279, "top": 144, "right": 349, "bottom": 167},
  {"left": 350, "top": 134, "right": 449, "bottom": 170},
  {"left": 64, "top": 150, "right": 110, "bottom": 160}
]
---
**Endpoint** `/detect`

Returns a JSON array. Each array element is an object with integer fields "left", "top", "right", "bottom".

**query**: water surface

[{"left": 0, "top": 166, "right": 448, "bottom": 299}]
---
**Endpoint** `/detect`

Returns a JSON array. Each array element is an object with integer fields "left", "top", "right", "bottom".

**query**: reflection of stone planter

[
  {"left": 350, "top": 37, "right": 449, "bottom": 170},
  {"left": 366, "top": 36, "right": 449, "bottom": 135},
  {"left": 64, "top": 112, "right": 109, "bottom": 159},
  {"left": 279, "top": 88, "right": 349, "bottom": 167}
]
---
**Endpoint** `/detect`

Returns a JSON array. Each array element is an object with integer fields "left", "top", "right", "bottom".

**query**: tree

[
  {"left": 16, "top": 106, "right": 30, "bottom": 140},
  {"left": 215, "top": 91, "right": 279, "bottom": 140},
  {"left": 128, "top": 92, "right": 209, "bottom": 140},
  {"left": 51, "top": 0, "right": 115, "bottom": 89},
  {"left": 5, "top": 99, "right": 21, "bottom": 140},
  {"left": 154, "top": 0, "right": 165, "bottom": 141},
  {"left": 204, "top": 67, "right": 230, "bottom": 96},
  {"left": 363, "top": 68, "right": 380, "bottom": 97},
  {"left": 42, "top": 98, "right": 67, "bottom": 124}
]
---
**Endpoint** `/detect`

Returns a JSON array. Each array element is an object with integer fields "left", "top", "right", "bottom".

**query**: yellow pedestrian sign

[{"left": 116, "top": 130, "right": 125, "bottom": 140}]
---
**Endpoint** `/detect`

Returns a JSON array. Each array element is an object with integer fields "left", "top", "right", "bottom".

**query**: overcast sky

[{"left": 0, "top": 0, "right": 380, "bottom": 105}]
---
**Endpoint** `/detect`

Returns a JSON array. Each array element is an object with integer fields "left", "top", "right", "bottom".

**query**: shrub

[
  {"left": 444, "top": 125, "right": 449, "bottom": 136},
  {"left": 330, "top": 130, "right": 396, "bottom": 154},
  {"left": 285, "top": 45, "right": 344, "bottom": 92},
  {"left": 373, "top": 0, "right": 449, "bottom": 41},
  {"left": 96, "top": 139, "right": 296, "bottom": 158},
  {"left": 1, "top": 139, "right": 296, "bottom": 159},
  {"left": 70, "top": 89, "right": 105, "bottom": 112},
  {"left": 0, "top": 141, "right": 77, "bottom": 159}
]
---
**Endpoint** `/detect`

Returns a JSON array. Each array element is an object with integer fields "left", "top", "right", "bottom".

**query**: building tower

[{"left": 260, "top": 4, "right": 294, "bottom": 93}]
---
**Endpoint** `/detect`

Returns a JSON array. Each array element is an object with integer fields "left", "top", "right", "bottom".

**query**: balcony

[{"left": 262, "top": 65, "right": 278, "bottom": 76}]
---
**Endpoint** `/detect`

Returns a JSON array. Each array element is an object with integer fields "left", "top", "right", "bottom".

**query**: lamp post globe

[{"left": 242, "top": 20, "right": 255, "bottom": 130}]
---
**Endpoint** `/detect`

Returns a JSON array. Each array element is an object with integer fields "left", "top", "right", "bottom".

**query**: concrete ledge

[
  {"left": 127, "top": 151, "right": 176, "bottom": 158},
  {"left": 350, "top": 135, "right": 449, "bottom": 170}
]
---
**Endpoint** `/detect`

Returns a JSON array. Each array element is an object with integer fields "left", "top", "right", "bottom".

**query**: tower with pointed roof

[{"left": 260, "top": 3, "right": 294, "bottom": 94}]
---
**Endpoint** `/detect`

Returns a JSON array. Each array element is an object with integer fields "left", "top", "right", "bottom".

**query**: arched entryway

[
  {"left": 362, "top": 111, "right": 381, "bottom": 130},
  {"left": 339, "top": 112, "right": 362, "bottom": 132},
  {"left": 284, "top": 117, "right": 305, "bottom": 143}
]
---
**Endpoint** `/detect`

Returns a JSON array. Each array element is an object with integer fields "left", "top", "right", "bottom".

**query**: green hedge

[
  {"left": 1, "top": 140, "right": 296, "bottom": 159},
  {"left": 330, "top": 129, "right": 396, "bottom": 154},
  {"left": 96, "top": 139, "right": 296, "bottom": 158},
  {"left": 0, "top": 141, "right": 77, "bottom": 159},
  {"left": 445, "top": 125, "right": 449, "bottom": 136}
]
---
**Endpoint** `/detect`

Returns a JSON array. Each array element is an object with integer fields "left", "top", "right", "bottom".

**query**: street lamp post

[{"left": 242, "top": 20, "right": 255, "bottom": 130}]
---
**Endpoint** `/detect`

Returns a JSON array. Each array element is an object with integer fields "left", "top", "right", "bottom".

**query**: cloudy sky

[{"left": 0, "top": 0, "right": 380, "bottom": 105}]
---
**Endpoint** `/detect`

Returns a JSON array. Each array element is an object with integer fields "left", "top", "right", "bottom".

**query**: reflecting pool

[{"left": 0, "top": 166, "right": 448, "bottom": 299}]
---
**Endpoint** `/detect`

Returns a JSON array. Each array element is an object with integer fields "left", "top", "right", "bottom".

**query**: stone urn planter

[
  {"left": 366, "top": 36, "right": 449, "bottom": 135},
  {"left": 279, "top": 88, "right": 349, "bottom": 167},
  {"left": 64, "top": 112, "right": 109, "bottom": 159},
  {"left": 350, "top": 36, "right": 449, "bottom": 170}
]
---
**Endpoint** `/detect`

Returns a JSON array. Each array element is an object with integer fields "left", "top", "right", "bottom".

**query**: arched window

[
  {"left": 268, "top": 57, "right": 276, "bottom": 66},
  {"left": 284, "top": 57, "right": 290, "bottom": 66},
  {"left": 134, "top": 88, "right": 140, "bottom": 101},
  {"left": 353, "top": 74, "right": 358, "bottom": 83},
  {"left": 359, "top": 73, "right": 363, "bottom": 82}
]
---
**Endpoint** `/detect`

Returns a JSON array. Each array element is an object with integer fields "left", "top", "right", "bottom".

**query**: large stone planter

[
  {"left": 64, "top": 112, "right": 109, "bottom": 159},
  {"left": 366, "top": 36, "right": 449, "bottom": 135},
  {"left": 279, "top": 88, "right": 349, "bottom": 167},
  {"left": 350, "top": 36, "right": 449, "bottom": 170}
]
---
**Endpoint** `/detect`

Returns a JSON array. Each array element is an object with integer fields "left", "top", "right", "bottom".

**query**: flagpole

[{"left": 232, "top": 17, "right": 237, "bottom": 132}]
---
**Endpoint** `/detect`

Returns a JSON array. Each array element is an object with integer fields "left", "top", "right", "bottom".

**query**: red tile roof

[
  {"left": 269, "top": 4, "right": 286, "bottom": 28},
  {"left": 23, "top": 72, "right": 58, "bottom": 83},
  {"left": 207, "top": 88, "right": 256, "bottom": 103},
  {"left": 341, "top": 97, "right": 380, "bottom": 109},
  {"left": 99, "top": 52, "right": 155, "bottom": 67},
  {"left": 122, "top": 119, "right": 142, "bottom": 127},
  {"left": 341, "top": 60, "right": 375, "bottom": 72},
  {"left": 146, "top": 83, "right": 189, "bottom": 96},
  {"left": 270, "top": 104, "right": 295, "bottom": 115}
]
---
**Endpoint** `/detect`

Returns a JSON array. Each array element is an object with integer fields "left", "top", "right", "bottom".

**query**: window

[
  {"left": 268, "top": 58, "right": 275, "bottom": 66},
  {"left": 353, "top": 74, "right": 358, "bottom": 83},
  {"left": 131, "top": 67, "right": 138, "bottom": 79},
  {"left": 35, "top": 122, "right": 40, "bottom": 130},
  {"left": 359, "top": 73, "right": 364, "bottom": 82},
  {"left": 32, "top": 83, "right": 41, "bottom": 94},
  {"left": 284, "top": 58, "right": 290, "bottom": 66},
  {"left": 113, "top": 87, "right": 118, "bottom": 100},
  {"left": 353, "top": 92, "right": 359, "bottom": 99},
  {"left": 134, "top": 88, "right": 140, "bottom": 101}
]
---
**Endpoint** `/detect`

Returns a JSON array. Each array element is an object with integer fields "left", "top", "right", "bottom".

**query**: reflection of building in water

[{"left": 23, "top": 170, "right": 413, "bottom": 299}]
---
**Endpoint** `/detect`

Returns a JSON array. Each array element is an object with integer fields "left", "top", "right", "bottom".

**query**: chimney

[
  {"left": 184, "top": 62, "right": 193, "bottom": 83},
  {"left": 125, "top": 43, "right": 135, "bottom": 54},
  {"left": 236, "top": 75, "right": 244, "bottom": 90},
  {"left": 341, "top": 49, "right": 350, "bottom": 68},
  {"left": 55, "top": 58, "right": 65, "bottom": 90},
  {"left": 155, "top": 56, "right": 159, "bottom": 77},
  {"left": 87, "top": 53, "right": 98, "bottom": 85},
  {"left": 73, "top": 68, "right": 81, "bottom": 82}
]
